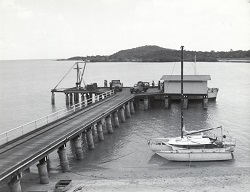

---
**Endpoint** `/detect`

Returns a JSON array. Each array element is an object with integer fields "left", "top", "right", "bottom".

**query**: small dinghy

[{"left": 55, "top": 180, "right": 72, "bottom": 192}]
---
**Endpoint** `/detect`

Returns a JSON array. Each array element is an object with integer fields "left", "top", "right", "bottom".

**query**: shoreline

[{"left": 3, "top": 165, "right": 250, "bottom": 192}]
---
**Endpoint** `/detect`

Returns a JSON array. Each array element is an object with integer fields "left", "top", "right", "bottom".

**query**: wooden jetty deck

[
  {"left": 0, "top": 88, "right": 135, "bottom": 188},
  {"left": 0, "top": 86, "right": 211, "bottom": 191}
]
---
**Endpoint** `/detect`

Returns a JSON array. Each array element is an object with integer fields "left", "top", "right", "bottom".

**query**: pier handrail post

[
  {"left": 22, "top": 125, "right": 24, "bottom": 136},
  {"left": 6, "top": 132, "right": 8, "bottom": 142},
  {"left": 0, "top": 89, "right": 118, "bottom": 146}
]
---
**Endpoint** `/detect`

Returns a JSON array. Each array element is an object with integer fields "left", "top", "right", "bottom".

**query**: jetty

[
  {"left": 0, "top": 84, "right": 213, "bottom": 191},
  {"left": 0, "top": 59, "right": 215, "bottom": 191}
]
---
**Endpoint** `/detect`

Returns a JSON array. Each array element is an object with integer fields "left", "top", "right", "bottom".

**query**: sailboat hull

[
  {"left": 156, "top": 150, "right": 233, "bottom": 162},
  {"left": 148, "top": 138, "right": 172, "bottom": 152}
]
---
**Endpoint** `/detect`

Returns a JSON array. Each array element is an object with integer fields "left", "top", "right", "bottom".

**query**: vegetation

[{"left": 59, "top": 45, "right": 250, "bottom": 62}]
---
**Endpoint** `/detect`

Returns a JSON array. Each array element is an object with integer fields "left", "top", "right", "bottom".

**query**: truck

[
  {"left": 130, "top": 81, "right": 150, "bottom": 93},
  {"left": 86, "top": 83, "right": 97, "bottom": 91},
  {"left": 110, "top": 80, "right": 123, "bottom": 92}
]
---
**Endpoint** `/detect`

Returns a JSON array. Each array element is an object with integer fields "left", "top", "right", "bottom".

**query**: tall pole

[
  {"left": 75, "top": 62, "right": 79, "bottom": 88},
  {"left": 75, "top": 62, "right": 83, "bottom": 89},
  {"left": 181, "top": 46, "right": 184, "bottom": 138},
  {"left": 194, "top": 53, "right": 197, "bottom": 75}
]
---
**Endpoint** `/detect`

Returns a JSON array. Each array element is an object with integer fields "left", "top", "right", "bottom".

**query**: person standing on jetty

[{"left": 152, "top": 80, "right": 155, "bottom": 87}]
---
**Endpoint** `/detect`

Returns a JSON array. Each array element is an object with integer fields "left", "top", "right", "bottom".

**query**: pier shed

[
  {"left": 161, "top": 75, "right": 210, "bottom": 95},
  {"left": 160, "top": 75, "right": 211, "bottom": 109}
]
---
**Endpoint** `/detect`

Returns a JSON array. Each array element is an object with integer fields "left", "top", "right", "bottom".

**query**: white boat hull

[
  {"left": 156, "top": 149, "right": 233, "bottom": 162},
  {"left": 207, "top": 88, "right": 218, "bottom": 100},
  {"left": 150, "top": 133, "right": 235, "bottom": 162},
  {"left": 148, "top": 138, "right": 172, "bottom": 152}
]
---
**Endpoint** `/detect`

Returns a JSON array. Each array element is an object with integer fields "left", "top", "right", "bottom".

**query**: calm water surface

[{"left": 0, "top": 60, "right": 249, "bottom": 172}]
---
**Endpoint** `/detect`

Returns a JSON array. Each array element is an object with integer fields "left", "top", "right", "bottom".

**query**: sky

[{"left": 0, "top": 0, "right": 250, "bottom": 60}]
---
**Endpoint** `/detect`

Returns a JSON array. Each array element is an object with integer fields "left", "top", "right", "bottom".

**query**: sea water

[{"left": 0, "top": 60, "right": 249, "bottom": 173}]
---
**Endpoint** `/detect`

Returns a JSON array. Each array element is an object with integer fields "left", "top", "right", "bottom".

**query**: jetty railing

[{"left": 0, "top": 90, "right": 115, "bottom": 146}]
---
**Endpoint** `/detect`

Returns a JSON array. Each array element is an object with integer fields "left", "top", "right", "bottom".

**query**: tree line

[{"left": 61, "top": 45, "right": 250, "bottom": 62}]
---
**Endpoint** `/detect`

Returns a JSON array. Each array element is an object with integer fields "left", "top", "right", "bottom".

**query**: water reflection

[{"left": 63, "top": 101, "right": 248, "bottom": 174}]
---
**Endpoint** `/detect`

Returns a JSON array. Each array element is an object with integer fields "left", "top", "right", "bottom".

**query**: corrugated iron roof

[{"left": 161, "top": 75, "right": 211, "bottom": 81}]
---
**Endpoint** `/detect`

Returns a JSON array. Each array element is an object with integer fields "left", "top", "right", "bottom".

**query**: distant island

[{"left": 57, "top": 45, "right": 250, "bottom": 62}]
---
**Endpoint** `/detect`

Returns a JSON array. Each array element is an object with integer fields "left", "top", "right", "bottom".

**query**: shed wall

[{"left": 164, "top": 81, "right": 208, "bottom": 94}]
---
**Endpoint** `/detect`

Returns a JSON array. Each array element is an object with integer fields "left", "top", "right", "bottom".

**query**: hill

[
  {"left": 109, "top": 45, "right": 250, "bottom": 62},
  {"left": 61, "top": 45, "right": 250, "bottom": 62},
  {"left": 109, "top": 45, "right": 176, "bottom": 62}
]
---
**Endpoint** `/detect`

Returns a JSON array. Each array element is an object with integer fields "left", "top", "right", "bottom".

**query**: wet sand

[{"left": 15, "top": 166, "right": 250, "bottom": 192}]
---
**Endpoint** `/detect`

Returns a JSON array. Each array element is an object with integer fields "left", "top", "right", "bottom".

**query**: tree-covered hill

[
  {"left": 61, "top": 45, "right": 250, "bottom": 62},
  {"left": 109, "top": 45, "right": 250, "bottom": 62}
]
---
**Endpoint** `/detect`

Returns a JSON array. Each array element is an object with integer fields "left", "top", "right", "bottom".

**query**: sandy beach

[{"left": 12, "top": 165, "right": 249, "bottom": 192}]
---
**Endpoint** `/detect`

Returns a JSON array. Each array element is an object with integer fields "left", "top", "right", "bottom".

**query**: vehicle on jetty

[
  {"left": 148, "top": 46, "right": 235, "bottom": 162},
  {"left": 130, "top": 81, "right": 150, "bottom": 93},
  {"left": 110, "top": 80, "right": 123, "bottom": 92}
]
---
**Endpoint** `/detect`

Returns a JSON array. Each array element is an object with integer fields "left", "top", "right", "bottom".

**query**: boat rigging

[{"left": 148, "top": 46, "right": 236, "bottom": 162}]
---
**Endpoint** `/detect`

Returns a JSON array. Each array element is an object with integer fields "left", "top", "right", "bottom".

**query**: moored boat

[
  {"left": 148, "top": 46, "right": 235, "bottom": 162},
  {"left": 55, "top": 180, "right": 72, "bottom": 192},
  {"left": 153, "top": 126, "right": 236, "bottom": 161},
  {"left": 208, "top": 87, "right": 219, "bottom": 100}
]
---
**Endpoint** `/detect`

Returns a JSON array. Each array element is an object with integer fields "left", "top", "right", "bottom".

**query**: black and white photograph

[{"left": 0, "top": 0, "right": 250, "bottom": 191}]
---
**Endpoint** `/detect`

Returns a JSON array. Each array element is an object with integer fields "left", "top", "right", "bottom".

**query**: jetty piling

[
  {"left": 120, "top": 105, "right": 126, "bottom": 123},
  {"left": 97, "top": 121, "right": 104, "bottom": 141},
  {"left": 125, "top": 102, "right": 131, "bottom": 117},
  {"left": 51, "top": 92, "right": 55, "bottom": 105},
  {"left": 144, "top": 97, "right": 149, "bottom": 110},
  {"left": 65, "top": 93, "right": 70, "bottom": 106},
  {"left": 37, "top": 158, "right": 49, "bottom": 184},
  {"left": 106, "top": 114, "right": 114, "bottom": 133},
  {"left": 57, "top": 145, "right": 70, "bottom": 172},
  {"left": 183, "top": 95, "right": 188, "bottom": 109},
  {"left": 8, "top": 175, "right": 22, "bottom": 192},
  {"left": 46, "top": 156, "right": 52, "bottom": 172},
  {"left": 130, "top": 100, "right": 135, "bottom": 114},
  {"left": 164, "top": 96, "right": 171, "bottom": 109},
  {"left": 203, "top": 95, "right": 208, "bottom": 109},
  {"left": 69, "top": 93, "right": 73, "bottom": 105},
  {"left": 113, "top": 110, "right": 120, "bottom": 128},
  {"left": 86, "top": 128, "right": 95, "bottom": 150},
  {"left": 72, "top": 135, "right": 84, "bottom": 160}
]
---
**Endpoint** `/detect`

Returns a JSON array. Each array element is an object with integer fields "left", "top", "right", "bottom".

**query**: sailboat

[{"left": 148, "top": 46, "right": 236, "bottom": 162}]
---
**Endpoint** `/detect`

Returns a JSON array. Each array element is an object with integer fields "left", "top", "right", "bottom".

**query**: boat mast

[
  {"left": 76, "top": 62, "right": 80, "bottom": 89},
  {"left": 194, "top": 53, "right": 196, "bottom": 75},
  {"left": 181, "top": 46, "right": 184, "bottom": 138}
]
